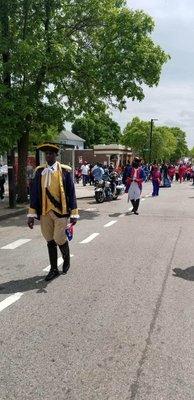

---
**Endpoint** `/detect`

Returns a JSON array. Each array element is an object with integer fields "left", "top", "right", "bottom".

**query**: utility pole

[{"left": 149, "top": 118, "right": 158, "bottom": 164}]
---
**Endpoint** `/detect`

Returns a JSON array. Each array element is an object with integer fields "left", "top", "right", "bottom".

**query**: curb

[
  {"left": 0, "top": 196, "right": 94, "bottom": 221},
  {"left": 0, "top": 207, "right": 27, "bottom": 222},
  {"left": 77, "top": 195, "right": 94, "bottom": 200}
]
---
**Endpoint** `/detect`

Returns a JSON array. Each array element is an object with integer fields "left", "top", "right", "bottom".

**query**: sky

[{"left": 112, "top": 0, "right": 194, "bottom": 148}]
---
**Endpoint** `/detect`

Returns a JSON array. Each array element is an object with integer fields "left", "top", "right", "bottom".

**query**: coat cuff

[
  {"left": 27, "top": 208, "right": 37, "bottom": 218},
  {"left": 70, "top": 209, "right": 80, "bottom": 219}
]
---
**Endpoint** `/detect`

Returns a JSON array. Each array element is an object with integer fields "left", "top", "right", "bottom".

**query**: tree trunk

[
  {"left": 7, "top": 149, "right": 16, "bottom": 208},
  {"left": 17, "top": 131, "right": 29, "bottom": 204}
]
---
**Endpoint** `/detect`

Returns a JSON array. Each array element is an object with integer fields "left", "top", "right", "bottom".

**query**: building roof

[
  {"left": 58, "top": 130, "right": 85, "bottom": 143},
  {"left": 94, "top": 144, "right": 132, "bottom": 152}
]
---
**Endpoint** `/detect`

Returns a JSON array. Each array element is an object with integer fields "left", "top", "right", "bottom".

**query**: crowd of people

[
  {"left": 75, "top": 161, "right": 119, "bottom": 186},
  {"left": 75, "top": 159, "right": 194, "bottom": 215},
  {"left": 75, "top": 160, "right": 194, "bottom": 187}
]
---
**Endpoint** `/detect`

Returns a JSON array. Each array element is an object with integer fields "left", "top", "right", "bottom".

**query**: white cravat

[{"left": 41, "top": 162, "right": 58, "bottom": 188}]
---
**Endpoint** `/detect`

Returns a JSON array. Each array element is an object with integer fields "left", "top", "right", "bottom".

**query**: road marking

[
  {"left": 145, "top": 192, "right": 152, "bottom": 198},
  {"left": 43, "top": 255, "right": 74, "bottom": 272},
  {"left": 141, "top": 198, "right": 145, "bottom": 202},
  {"left": 85, "top": 208, "right": 97, "bottom": 212},
  {"left": 0, "top": 292, "right": 23, "bottom": 313},
  {"left": 104, "top": 220, "right": 117, "bottom": 228},
  {"left": 1, "top": 239, "right": 31, "bottom": 250},
  {"left": 80, "top": 233, "right": 99, "bottom": 244}
]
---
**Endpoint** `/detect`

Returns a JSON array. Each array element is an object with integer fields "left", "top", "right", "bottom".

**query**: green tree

[
  {"left": 72, "top": 112, "right": 121, "bottom": 148},
  {"left": 170, "top": 127, "right": 189, "bottom": 161},
  {"left": 121, "top": 117, "right": 151, "bottom": 160},
  {"left": 121, "top": 118, "right": 182, "bottom": 162},
  {"left": 0, "top": 0, "right": 169, "bottom": 202},
  {"left": 189, "top": 147, "right": 194, "bottom": 159},
  {"left": 154, "top": 126, "right": 177, "bottom": 161}
]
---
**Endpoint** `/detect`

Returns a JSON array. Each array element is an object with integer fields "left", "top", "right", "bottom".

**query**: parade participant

[
  {"left": 192, "top": 165, "right": 194, "bottom": 185},
  {"left": 175, "top": 164, "right": 179, "bottom": 182},
  {"left": 125, "top": 157, "right": 145, "bottom": 215},
  {"left": 122, "top": 161, "right": 131, "bottom": 185},
  {"left": 178, "top": 162, "right": 185, "bottom": 183},
  {"left": 27, "top": 143, "right": 79, "bottom": 281},
  {"left": 81, "top": 161, "right": 89, "bottom": 186},
  {"left": 186, "top": 164, "right": 192, "bottom": 181},
  {"left": 151, "top": 164, "right": 162, "bottom": 196},
  {"left": 168, "top": 164, "right": 175, "bottom": 182},
  {"left": 161, "top": 163, "right": 171, "bottom": 187},
  {"left": 0, "top": 164, "right": 5, "bottom": 201},
  {"left": 92, "top": 162, "right": 104, "bottom": 182}
]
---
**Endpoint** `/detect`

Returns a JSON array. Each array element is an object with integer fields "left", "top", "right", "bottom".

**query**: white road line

[
  {"left": 80, "top": 233, "right": 99, "bottom": 244},
  {"left": 1, "top": 239, "right": 31, "bottom": 250},
  {"left": 104, "top": 220, "right": 117, "bottom": 228},
  {"left": 141, "top": 198, "right": 145, "bottom": 202},
  {"left": 43, "top": 255, "right": 74, "bottom": 272},
  {"left": 145, "top": 192, "right": 152, "bottom": 198},
  {"left": 85, "top": 208, "right": 97, "bottom": 212},
  {"left": 0, "top": 292, "right": 23, "bottom": 313}
]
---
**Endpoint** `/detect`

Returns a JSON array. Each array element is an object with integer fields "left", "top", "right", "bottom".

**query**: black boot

[
  {"left": 134, "top": 199, "right": 140, "bottom": 215},
  {"left": 131, "top": 199, "right": 135, "bottom": 212},
  {"left": 45, "top": 240, "right": 60, "bottom": 281},
  {"left": 59, "top": 241, "right": 70, "bottom": 274}
]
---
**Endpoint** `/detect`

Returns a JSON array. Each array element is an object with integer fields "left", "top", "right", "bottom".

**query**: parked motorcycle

[{"left": 95, "top": 172, "right": 125, "bottom": 203}]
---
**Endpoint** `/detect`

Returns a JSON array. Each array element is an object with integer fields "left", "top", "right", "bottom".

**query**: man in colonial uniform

[{"left": 27, "top": 143, "right": 79, "bottom": 281}]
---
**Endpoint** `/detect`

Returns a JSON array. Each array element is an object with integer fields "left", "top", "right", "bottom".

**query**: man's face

[{"left": 45, "top": 151, "right": 57, "bottom": 166}]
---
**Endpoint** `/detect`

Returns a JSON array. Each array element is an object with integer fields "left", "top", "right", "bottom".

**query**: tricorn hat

[{"left": 37, "top": 143, "right": 60, "bottom": 153}]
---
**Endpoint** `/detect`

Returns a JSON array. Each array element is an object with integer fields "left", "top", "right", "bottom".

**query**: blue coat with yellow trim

[{"left": 29, "top": 164, "right": 78, "bottom": 219}]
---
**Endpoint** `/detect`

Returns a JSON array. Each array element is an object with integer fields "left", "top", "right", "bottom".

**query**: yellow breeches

[{"left": 40, "top": 211, "right": 68, "bottom": 245}]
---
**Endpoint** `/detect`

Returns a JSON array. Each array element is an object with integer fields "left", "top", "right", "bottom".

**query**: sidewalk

[
  {"left": 0, "top": 198, "right": 28, "bottom": 222},
  {"left": 0, "top": 184, "right": 94, "bottom": 222},
  {"left": 75, "top": 182, "right": 94, "bottom": 199}
]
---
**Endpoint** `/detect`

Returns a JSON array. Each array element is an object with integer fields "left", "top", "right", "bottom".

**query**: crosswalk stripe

[
  {"left": 0, "top": 293, "right": 23, "bottom": 313},
  {"left": 80, "top": 233, "right": 99, "bottom": 244},
  {"left": 1, "top": 239, "right": 31, "bottom": 250},
  {"left": 104, "top": 220, "right": 117, "bottom": 228}
]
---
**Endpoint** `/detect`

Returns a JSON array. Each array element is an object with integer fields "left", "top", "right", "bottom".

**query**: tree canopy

[
  {"left": 72, "top": 112, "right": 121, "bottom": 148},
  {"left": 121, "top": 117, "right": 189, "bottom": 162},
  {"left": 189, "top": 147, "right": 194, "bottom": 160},
  {"left": 0, "top": 0, "right": 169, "bottom": 201}
]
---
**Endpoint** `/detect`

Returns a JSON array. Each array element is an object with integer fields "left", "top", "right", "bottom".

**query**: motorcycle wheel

[
  {"left": 112, "top": 193, "right": 119, "bottom": 200},
  {"left": 95, "top": 191, "right": 105, "bottom": 203}
]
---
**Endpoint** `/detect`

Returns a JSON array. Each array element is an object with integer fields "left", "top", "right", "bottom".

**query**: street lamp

[{"left": 149, "top": 118, "right": 158, "bottom": 164}]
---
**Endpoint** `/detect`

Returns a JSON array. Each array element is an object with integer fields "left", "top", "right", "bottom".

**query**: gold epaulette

[{"left": 61, "top": 164, "right": 72, "bottom": 172}]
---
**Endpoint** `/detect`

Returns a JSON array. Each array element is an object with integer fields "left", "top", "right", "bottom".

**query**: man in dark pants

[
  {"left": 27, "top": 143, "right": 79, "bottom": 281},
  {"left": 125, "top": 158, "right": 145, "bottom": 215},
  {"left": 0, "top": 165, "right": 5, "bottom": 200}
]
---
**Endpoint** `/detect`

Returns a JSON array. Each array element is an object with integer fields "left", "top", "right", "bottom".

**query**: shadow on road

[
  {"left": 0, "top": 275, "right": 52, "bottom": 294},
  {"left": 173, "top": 266, "right": 194, "bottom": 281},
  {"left": 109, "top": 212, "right": 123, "bottom": 218},
  {"left": 79, "top": 209, "right": 100, "bottom": 220}
]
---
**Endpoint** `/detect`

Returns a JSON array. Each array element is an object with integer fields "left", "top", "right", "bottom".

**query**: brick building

[{"left": 74, "top": 145, "right": 133, "bottom": 167}]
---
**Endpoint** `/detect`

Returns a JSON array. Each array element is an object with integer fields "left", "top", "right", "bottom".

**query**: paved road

[{"left": 0, "top": 182, "right": 194, "bottom": 400}]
